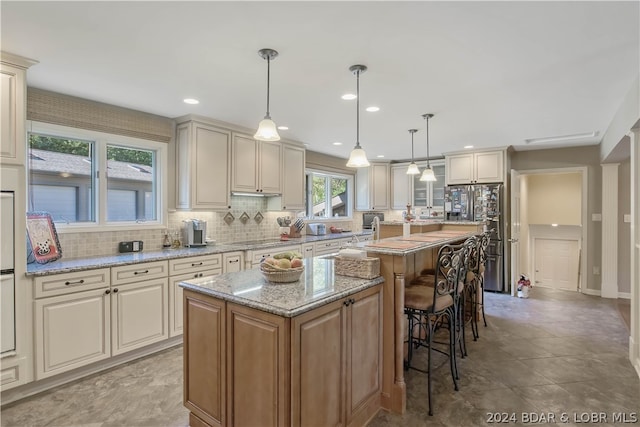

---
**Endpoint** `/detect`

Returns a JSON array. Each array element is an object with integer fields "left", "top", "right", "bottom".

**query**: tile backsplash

[{"left": 55, "top": 196, "right": 358, "bottom": 259}]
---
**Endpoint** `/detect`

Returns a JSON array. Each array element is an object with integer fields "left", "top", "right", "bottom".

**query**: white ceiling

[{"left": 2, "top": 1, "right": 638, "bottom": 161}]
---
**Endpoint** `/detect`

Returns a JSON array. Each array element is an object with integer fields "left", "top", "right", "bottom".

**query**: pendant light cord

[
  {"left": 356, "top": 69, "right": 360, "bottom": 148},
  {"left": 411, "top": 131, "right": 415, "bottom": 160},
  {"left": 266, "top": 55, "right": 271, "bottom": 118},
  {"left": 426, "top": 116, "right": 431, "bottom": 168}
]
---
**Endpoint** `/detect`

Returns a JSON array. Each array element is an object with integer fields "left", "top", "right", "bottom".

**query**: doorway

[{"left": 533, "top": 238, "right": 580, "bottom": 291}]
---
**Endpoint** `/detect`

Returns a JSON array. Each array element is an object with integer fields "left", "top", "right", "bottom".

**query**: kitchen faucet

[{"left": 372, "top": 216, "right": 381, "bottom": 241}]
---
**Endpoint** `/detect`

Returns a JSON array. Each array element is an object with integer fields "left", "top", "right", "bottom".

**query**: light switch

[
  {"left": 623, "top": 214, "right": 631, "bottom": 223},
  {"left": 592, "top": 213, "right": 602, "bottom": 221}
]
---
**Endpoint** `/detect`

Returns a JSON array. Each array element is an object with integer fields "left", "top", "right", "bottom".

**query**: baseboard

[
  {"left": 631, "top": 336, "right": 640, "bottom": 379},
  {"left": 582, "top": 288, "right": 601, "bottom": 296},
  {"left": 618, "top": 292, "right": 632, "bottom": 299},
  {"left": 1, "top": 336, "right": 183, "bottom": 406}
]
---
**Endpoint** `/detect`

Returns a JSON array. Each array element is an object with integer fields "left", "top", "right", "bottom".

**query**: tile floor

[{"left": 1, "top": 287, "right": 638, "bottom": 427}]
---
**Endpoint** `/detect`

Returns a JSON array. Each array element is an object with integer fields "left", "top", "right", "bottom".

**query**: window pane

[
  {"left": 106, "top": 145, "right": 156, "bottom": 222},
  {"left": 330, "top": 177, "right": 348, "bottom": 217},
  {"left": 28, "top": 134, "right": 94, "bottom": 223},
  {"left": 311, "top": 176, "right": 327, "bottom": 217}
]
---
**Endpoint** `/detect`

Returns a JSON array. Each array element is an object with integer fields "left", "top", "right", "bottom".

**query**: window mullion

[
  {"left": 325, "top": 178, "right": 332, "bottom": 218},
  {"left": 97, "top": 139, "right": 107, "bottom": 225}
]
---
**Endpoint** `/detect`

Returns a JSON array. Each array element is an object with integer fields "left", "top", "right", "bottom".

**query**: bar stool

[
  {"left": 476, "top": 230, "right": 492, "bottom": 329},
  {"left": 404, "top": 244, "right": 467, "bottom": 416}
]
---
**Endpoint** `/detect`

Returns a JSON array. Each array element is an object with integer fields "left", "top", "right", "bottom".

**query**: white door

[
  {"left": 509, "top": 170, "right": 521, "bottom": 297},
  {"left": 534, "top": 239, "right": 580, "bottom": 291}
]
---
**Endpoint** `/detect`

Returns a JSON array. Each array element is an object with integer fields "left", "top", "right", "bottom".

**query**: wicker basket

[
  {"left": 260, "top": 264, "right": 304, "bottom": 283},
  {"left": 334, "top": 256, "right": 380, "bottom": 279}
]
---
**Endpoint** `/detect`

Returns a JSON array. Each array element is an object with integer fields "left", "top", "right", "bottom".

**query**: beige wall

[
  {"left": 619, "top": 159, "right": 631, "bottom": 294},
  {"left": 526, "top": 173, "right": 581, "bottom": 225},
  {"left": 519, "top": 175, "right": 530, "bottom": 279},
  {"left": 511, "top": 146, "right": 601, "bottom": 291}
]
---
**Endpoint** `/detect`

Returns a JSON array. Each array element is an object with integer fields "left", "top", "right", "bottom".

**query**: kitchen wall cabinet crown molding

[
  {"left": 1, "top": 52, "right": 36, "bottom": 166},
  {"left": 231, "top": 132, "right": 282, "bottom": 194},
  {"left": 445, "top": 149, "right": 507, "bottom": 185},
  {"left": 356, "top": 162, "right": 391, "bottom": 211},
  {"left": 175, "top": 120, "right": 232, "bottom": 210}
]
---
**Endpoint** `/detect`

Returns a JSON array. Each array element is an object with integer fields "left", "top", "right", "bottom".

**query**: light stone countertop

[
  {"left": 352, "top": 229, "right": 481, "bottom": 256},
  {"left": 26, "top": 231, "right": 372, "bottom": 276},
  {"left": 379, "top": 220, "right": 485, "bottom": 226},
  {"left": 179, "top": 257, "right": 384, "bottom": 318}
]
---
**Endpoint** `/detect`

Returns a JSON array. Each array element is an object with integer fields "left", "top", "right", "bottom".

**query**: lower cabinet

[
  {"left": 222, "top": 252, "right": 244, "bottom": 273},
  {"left": 183, "top": 284, "right": 382, "bottom": 427}
]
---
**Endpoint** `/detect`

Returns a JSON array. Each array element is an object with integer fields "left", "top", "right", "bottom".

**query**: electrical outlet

[
  {"left": 593, "top": 266, "right": 600, "bottom": 275},
  {"left": 118, "top": 241, "right": 144, "bottom": 253}
]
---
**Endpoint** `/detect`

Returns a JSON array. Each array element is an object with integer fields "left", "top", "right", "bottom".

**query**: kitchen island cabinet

[{"left": 180, "top": 258, "right": 384, "bottom": 427}]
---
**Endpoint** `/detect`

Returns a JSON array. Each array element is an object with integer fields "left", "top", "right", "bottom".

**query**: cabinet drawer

[
  {"left": 314, "top": 240, "right": 345, "bottom": 256},
  {"left": 247, "top": 245, "right": 301, "bottom": 265},
  {"left": 169, "top": 254, "right": 222, "bottom": 276},
  {"left": 34, "top": 268, "right": 110, "bottom": 299},
  {"left": 111, "top": 261, "right": 168, "bottom": 286}
]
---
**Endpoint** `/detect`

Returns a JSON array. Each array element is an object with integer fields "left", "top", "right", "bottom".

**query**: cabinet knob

[
  {"left": 105, "top": 289, "right": 111, "bottom": 295},
  {"left": 113, "top": 288, "right": 119, "bottom": 293},
  {"left": 282, "top": 206, "right": 286, "bottom": 210},
  {"left": 343, "top": 300, "right": 351, "bottom": 307}
]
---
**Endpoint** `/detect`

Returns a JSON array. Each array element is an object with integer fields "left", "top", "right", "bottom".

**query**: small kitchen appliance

[
  {"left": 306, "top": 223, "right": 326, "bottom": 235},
  {"left": 183, "top": 219, "right": 207, "bottom": 247}
]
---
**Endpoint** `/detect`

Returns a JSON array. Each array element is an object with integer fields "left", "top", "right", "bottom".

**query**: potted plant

[{"left": 517, "top": 274, "right": 532, "bottom": 298}]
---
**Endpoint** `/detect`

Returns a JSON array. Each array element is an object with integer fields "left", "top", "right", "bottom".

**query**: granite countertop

[
  {"left": 379, "top": 220, "right": 485, "bottom": 225},
  {"left": 179, "top": 257, "right": 384, "bottom": 318},
  {"left": 26, "top": 231, "right": 373, "bottom": 276},
  {"left": 353, "top": 229, "right": 480, "bottom": 256}
]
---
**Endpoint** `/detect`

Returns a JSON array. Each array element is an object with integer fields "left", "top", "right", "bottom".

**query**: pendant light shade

[
  {"left": 420, "top": 113, "right": 437, "bottom": 182},
  {"left": 406, "top": 129, "right": 420, "bottom": 175},
  {"left": 254, "top": 48, "right": 280, "bottom": 141},
  {"left": 346, "top": 64, "right": 370, "bottom": 168}
]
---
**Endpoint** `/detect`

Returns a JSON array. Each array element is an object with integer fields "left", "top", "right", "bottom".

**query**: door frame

[{"left": 509, "top": 166, "right": 588, "bottom": 294}]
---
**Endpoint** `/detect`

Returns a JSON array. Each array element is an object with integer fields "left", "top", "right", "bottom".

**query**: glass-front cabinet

[{"left": 391, "top": 160, "right": 445, "bottom": 216}]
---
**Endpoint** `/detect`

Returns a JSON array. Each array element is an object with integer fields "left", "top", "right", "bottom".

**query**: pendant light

[
  {"left": 420, "top": 113, "right": 437, "bottom": 182},
  {"left": 346, "top": 64, "right": 370, "bottom": 168},
  {"left": 406, "top": 129, "right": 420, "bottom": 175},
  {"left": 254, "top": 48, "right": 280, "bottom": 141}
]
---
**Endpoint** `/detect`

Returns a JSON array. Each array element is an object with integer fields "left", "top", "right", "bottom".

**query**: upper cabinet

[
  {"left": 176, "top": 120, "right": 232, "bottom": 210},
  {"left": 1, "top": 53, "right": 37, "bottom": 166},
  {"left": 391, "top": 161, "right": 445, "bottom": 213},
  {"left": 231, "top": 133, "right": 282, "bottom": 194},
  {"left": 267, "top": 143, "right": 306, "bottom": 211},
  {"left": 445, "top": 150, "right": 505, "bottom": 185},
  {"left": 356, "top": 162, "right": 390, "bottom": 211}
]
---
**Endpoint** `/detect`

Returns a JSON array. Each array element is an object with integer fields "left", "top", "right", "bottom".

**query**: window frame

[
  {"left": 27, "top": 121, "right": 167, "bottom": 232},
  {"left": 305, "top": 168, "right": 354, "bottom": 220}
]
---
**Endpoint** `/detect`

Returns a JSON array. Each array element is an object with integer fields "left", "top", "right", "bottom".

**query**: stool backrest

[{"left": 432, "top": 244, "right": 467, "bottom": 312}]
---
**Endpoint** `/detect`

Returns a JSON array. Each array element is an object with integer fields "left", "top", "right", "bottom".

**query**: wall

[
  {"left": 619, "top": 159, "right": 631, "bottom": 294},
  {"left": 601, "top": 74, "right": 639, "bottom": 162},
  {"left": 511, "top": 146, "right": 601, "bottom": 291},
  {"left": 526, "top": 173, "right": 581, "bottom": 225},
  {"left": 519, "top": 175, "right": 530, "bottom": 278}
]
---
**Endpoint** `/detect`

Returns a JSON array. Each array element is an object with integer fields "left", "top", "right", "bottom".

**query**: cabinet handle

[
  {"left": 194, "top": 273, "right": 203, "bottom": 278},
  {"left": 282, "top": 206, "right": 286, "bottom": 210},
  {"left": 133, "top": 270, "right": 149, "bottom": 275},
  {"left": 191, "top": 262, "right": 203, "bottom": 266},
  {"left": 113, "top": 288, "right": 119, "bottom": 293},
  {"left": 229, "top": 259, "right": 239, "bottom": 263},
  {"left": 105, "top": 289, "right": 111, "bottom": 295},
  {"left": 350, "top": 298, "right": 356, "bottom": 305},
  {"left": 343, "top": 300, "right": 351, "bottom": 307},
  {"left": 64, "top": 279, "right": 85, "bottom": 286}
]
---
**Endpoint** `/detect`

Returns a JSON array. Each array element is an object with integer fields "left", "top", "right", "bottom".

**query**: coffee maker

[{"left": 183, "top": 219, "right": 207, "bottom": 247}]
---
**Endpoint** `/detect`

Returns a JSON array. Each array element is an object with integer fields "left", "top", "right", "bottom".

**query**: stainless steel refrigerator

[{"left": 444, "top": 184, "right": 504, "bottom": 292}]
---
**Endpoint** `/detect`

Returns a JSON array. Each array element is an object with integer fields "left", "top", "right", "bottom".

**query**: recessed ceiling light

[
  {"left": 341, "top": 93, "right": 357, "bottom": 100},
  {"left": 183, "top": 98, "right": 199, "bottom": 105},
  {"left": 376, "top": 155, "right": 385, "bottom": 158},
  {"left": 332, "top": 142, "right": 343, "bottom": 146},
  {"left": 277, "top": 126, "right": 289, "bottom": 130},
  {"left": 366, "top": 106, "right": 380, "bottom": 112},
  {"left": 464, "top": 145, "right": 474, "bottom": 149},
  {"left": 525, "top": 131, "right": 598, "bottom": 144}
]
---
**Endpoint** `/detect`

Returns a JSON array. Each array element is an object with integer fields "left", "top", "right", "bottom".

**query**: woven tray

[
  {"left": 260, "top": 265, "right": 304, "bottom": 283},
  {"left": 334, "top": 256, "right": 380, "bottom": 279}
]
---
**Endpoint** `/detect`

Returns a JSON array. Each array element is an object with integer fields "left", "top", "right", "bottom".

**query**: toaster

[{"left": 306, "top": 223, "right": 326, "bottom": 235}]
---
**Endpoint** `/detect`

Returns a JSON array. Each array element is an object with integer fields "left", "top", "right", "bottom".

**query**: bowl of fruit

[{"left": 260, "top": 251, "right": 304, "bottom": 283}]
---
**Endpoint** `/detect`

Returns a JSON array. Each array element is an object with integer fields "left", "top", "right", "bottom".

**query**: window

[
  {"left": 27, "top": 122, "right": 166, "bottom": 230},
  {"left": 306, "top": 170, "right": 353, "bottom": 219}
]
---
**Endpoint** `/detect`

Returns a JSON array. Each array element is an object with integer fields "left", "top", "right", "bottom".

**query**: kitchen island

[{"left": 179, "top": 257, "right": 384, "bottom": 427}]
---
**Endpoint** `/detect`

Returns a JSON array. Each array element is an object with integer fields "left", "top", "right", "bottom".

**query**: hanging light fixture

[
  {"left": 254, "top": 48, "right": 280, "bottom": 141},
  {"left": 346, "top": 64, "right": 370, "bottom": 168},
  {"left": 420, "top": 113, "right": 437, "bottom": 182},
  {"left": 406, "top": 129, "right": 420, "bottom": 175}
]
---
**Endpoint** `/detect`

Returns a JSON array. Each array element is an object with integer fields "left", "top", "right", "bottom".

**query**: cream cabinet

[
  {"left": 356, "top": 162, "right": 390, "bottom": 211},
  {"left": 176, "top": 120, "right": 232, "bottom": 210},
  {"left": 445, "top": 150, "right": 505, "bottom": 185},
  {"left": 222, "top": 251, "right": 244, "bottom": 273},
  {"left": 169, "top": 255, "right": 223, "bottom": 337},
  {"left": 392, "top": 161, "right": 445, "bottom": 213},
  {"left": 301, "top": 243, "right": 314, "bottom": 259},
  {"left": 1, "top": 53, "right": 36, "bottom": 165},
  {"left": 244, "top": 244, "right": 301, "bottom": 269},
  {"left": 231, "top": 133, "right": 282, "bottom": 194},
  {"left": 314, "top": 238, "right": 351, "bottom": 256},
  {"left": 267, "top": 143, "right": 306, "bottom": 211},
  {"left": 34, "top": 269, "right": 111, "bottom": 379}
]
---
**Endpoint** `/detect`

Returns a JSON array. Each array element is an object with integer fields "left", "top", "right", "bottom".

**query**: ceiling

[{"left": 2, "top": 1, "right": 638, "bottom": 162}]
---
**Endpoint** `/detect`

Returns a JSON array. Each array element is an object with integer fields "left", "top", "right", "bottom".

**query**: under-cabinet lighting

[{"left": 551, "top": 223, "right": 558, "bottom": 227}]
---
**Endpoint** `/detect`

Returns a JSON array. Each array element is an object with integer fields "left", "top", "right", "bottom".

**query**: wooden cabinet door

[
  {"left": 346, "top": 286, "right": 382, "bottom": 427},
  {"left": 169, "top": 269, "right": 221, "bottom": 337},
  {"left": 35, "top": 288, "right": 111, "bottom": 379},
  {"left": 194, "top": 124, "right": 231, "bottom": 209},
  {"left": 259, "top": 140, "right": 282, "bottom": 193},
  {"left": 280, "top": 144, "right": 305, "bottom": 210},
  {"left": 227, "top": 303, "right": 289, "bottom": 427},
  {"left": 371, "top": 163, "right": 390, "bottom": 210},
  {"left": 292, "top": 299, "right": 345, "bottom": 427},
  {"left": 391, "top": 165, "right": 412, "bottom": 210},
  {"left": 0, "top": 65, "right": 19, "bottom": 164},
  {"left": 231, "top": 133, "right": 259, "bottom": 193},
  {"left": 111, "top": 278, "right": 168, "bottom": 355},
  {"left": 474, "top": 151, "right": 504, "bottom": 183},
  {"left": 446, "top": 154, "right": 474, "bottom": 185},
  {"left": 184, "top": 290, "right": 226, "bottom": 427}
]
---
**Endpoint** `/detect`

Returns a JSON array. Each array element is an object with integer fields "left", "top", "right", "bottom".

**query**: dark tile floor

[{"left": 1, "top": 287, "right": 638, "bottom": 427}]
